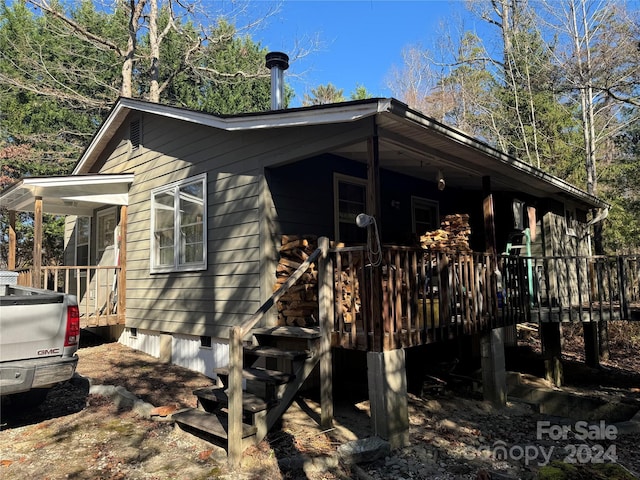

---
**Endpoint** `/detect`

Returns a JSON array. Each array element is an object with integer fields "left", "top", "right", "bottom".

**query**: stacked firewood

[
  {"left": 335, "top": 259, "right": 362, "bottom": 324},
  {"left": 420, "top": 214, "right": 472, "bottom": 252},
  {"left": 274, "top": 235, "right": 319, "bottom": 327}
]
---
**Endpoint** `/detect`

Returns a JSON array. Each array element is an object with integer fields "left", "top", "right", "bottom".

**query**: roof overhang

[
  {"left": 0, "top": 174, "right": 134, "bottom": 215},
  {"left": 73, "top": 96, "right": 607, "bottom": 211}
]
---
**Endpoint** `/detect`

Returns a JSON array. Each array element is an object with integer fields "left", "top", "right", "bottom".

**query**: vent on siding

[{"left": 130, "top": 119, "right": 141, "bottom": 149}]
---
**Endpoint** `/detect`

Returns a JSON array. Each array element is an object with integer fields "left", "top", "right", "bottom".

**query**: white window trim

[
  {"left": 333, "top": 173, "right": 368, "bottom": 243},
  {"left": 74, "top": 216, "right": 91, "bottom": 275},
  {"left": 150, "top": 173, "right": 207, "bottom": 273},
  {"left": 411, "top": 196, "right": 439, "bottom": 234}
]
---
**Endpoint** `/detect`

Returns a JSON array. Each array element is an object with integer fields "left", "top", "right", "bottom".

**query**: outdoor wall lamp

[
  {"left": 437, "top": 169, "right": 446, "bottom": 191},
  {"left": 356, "top": 213, "right": 375, "bottom": 228}
]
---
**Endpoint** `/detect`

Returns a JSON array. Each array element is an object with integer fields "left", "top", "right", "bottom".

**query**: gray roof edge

[
  {"left": 386, "top": 99, "right": 608, "bottom": 210},
  {"left": 73, "top": 97, "right": 385, "bottom": 174}
]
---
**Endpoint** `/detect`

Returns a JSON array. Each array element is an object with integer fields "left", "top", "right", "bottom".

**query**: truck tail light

[{"left": 65, "top": 305, "right": 80, "bottom": 347}]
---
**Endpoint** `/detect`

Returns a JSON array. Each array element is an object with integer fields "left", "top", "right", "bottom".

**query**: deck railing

[
  {"left": 14, "top": 265, "right": 125, "bottom": 327},
  {"left": 331, "top": 246, "right": 506, "bottom": 351},
  {"left": 504, "top": 254, "right": 640, "bottom": 323},
  {"left": 330, "top": 247, "right": 640, "bottom": 351}
]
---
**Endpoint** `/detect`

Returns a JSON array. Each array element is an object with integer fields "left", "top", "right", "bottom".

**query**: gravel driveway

[{"left": 1, "top": 338, "right": 639, "bottom": 480}]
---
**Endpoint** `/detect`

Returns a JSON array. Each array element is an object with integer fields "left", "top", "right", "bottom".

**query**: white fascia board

[
  {"left": 60, "top": 193, "right": 129, "bottom": 205},
  {"left": 118, "top": 97, "right": 382, "bottom": 130},
  {"left": 23, "top": 174, "right": 134, "bottom": 188}
]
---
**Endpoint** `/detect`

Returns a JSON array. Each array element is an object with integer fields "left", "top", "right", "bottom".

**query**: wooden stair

[{"left": 172, "top": 326, "right": 321, "bottom": 451}]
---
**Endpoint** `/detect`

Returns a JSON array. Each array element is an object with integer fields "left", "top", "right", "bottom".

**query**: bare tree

[{"left": 21, "top": 0, "right": 284, "bottom": 103}]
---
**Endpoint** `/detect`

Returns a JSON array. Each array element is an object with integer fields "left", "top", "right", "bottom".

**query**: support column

[
  {"left": 318, "top": 236, "right": 334, "bottom": 430},
  {"left": 541, "top": 322, "right": 564, "bottom": 387},
  {"left": 482, "top": 177, "right": 497, "bottom": 259},
  {"left": 117, "top": 205, "right": 127, "bottom": 320},
  {"left": 582, "top": 321, "right": 600, "bottom": 368},
  {"left": 8, "top": 210, "right": 16, "bottom": 270},
  {"left": 481, "top": 327, "right": 507, "bottom": 406},
  {"left": 482, "top": 177, "right": 499, "bottom": 327},
  {"left": 33, "top": 197, "right": 43, "bottom": 287},
  {"left": 367, "top": 122, "right": 384, "bottom": 351},
  {"left": 367, "top": 349, "right": 410, "bottom": 449}
]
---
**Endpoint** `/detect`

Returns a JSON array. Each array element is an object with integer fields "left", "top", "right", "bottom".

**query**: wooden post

[
  {"left": 583, "top": 321, "right": 600, "bottom": 368},
  {"left": 117, "top": 205, "right": 127, "bottom": 321},
  {"left": 33, "top": 197, "right": 43, "bottom": 288},
  {"left": 228, "top": 326, "right": 243, "bottom": 469},
  {"left": 482, "top": 177, "right": 497, "bottom": 260},
  {"left": 367, "top": 123, "right": 384, "bottom": 351},
  {"left": 318, "top": 236, "right": 334, "bottom": 429},
  {"left": 483, "top": 177, "right": 498, "bottom": 317},
  {"left": 8, "top": 210, "right": 16, "bottom": 270},
  {"left": 541, "top": 322, "right": 564, "bottom": 386}
]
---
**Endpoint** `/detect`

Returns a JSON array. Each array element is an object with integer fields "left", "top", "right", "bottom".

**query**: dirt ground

[{"left": 1, "top": 324, "right": 639, "bottom": 480}]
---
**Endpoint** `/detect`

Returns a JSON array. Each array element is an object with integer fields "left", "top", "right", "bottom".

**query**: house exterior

[{"left": 3, "top": 93, "right": 638, "bottom": 454}]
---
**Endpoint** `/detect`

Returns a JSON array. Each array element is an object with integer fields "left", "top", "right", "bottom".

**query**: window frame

[
  {"left": 74, "top": 216, "right": 91, "bottom": 274},
  {"left": 150, "top": 174, "right": 207, "bottom": 273},
  {"left": 411, "top": 196, "right": 439, "bottom": 236},
  {"left": 333, "top": 173, "right": 368, "bottom": 243},
  {"left": 96, "top": 207, "right": 117, "bottom": 263}
]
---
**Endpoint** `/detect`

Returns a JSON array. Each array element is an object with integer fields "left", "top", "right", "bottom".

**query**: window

[
  {"left": 565, "top": 209, "right": 577, "bottom": 237},
  {"left": 411, "top": 197, "right": 439, "bottom": 236},
  {"left": 151, "top": 174, "right": 207, "bottom": 273},
  {"left": 334, "top": 174, "right": 368, "bottom": 244},
  {"left": 75, "top": 216, "right": 91, "bottom": 267},
  {"left": 97, "top": 208, "right": 117, "bottom": 262}
]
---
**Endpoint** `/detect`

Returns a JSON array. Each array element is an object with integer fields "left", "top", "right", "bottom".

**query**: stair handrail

[{"left": 227, "top": 236, "right": 330, "bottom": 468}]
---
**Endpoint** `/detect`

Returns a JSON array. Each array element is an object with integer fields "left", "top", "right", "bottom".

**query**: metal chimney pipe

[{"left": 265, "top": 52, "right": 289, "bottom": 110}]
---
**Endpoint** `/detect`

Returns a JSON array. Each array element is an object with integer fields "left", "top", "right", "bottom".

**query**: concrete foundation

[
  {"left": 367, "top": 349, "right": 410, "bottom": 449},
  {"left": 159, "top": 333, "right": 172, "bottom": 364},
  {"left": 481, "top": 327, "right": 507, "bottom": 407}
]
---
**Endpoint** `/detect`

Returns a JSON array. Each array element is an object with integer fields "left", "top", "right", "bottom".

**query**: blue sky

[{"left": 249, "top": 0, "right": 475, "bottom": 106}]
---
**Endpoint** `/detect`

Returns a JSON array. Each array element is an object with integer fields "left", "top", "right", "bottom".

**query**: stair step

[
  {"left": 193, "top": 387, "right": 270, "bottom": 413},
  {"left": 215, "top": 366, "right": 295, "bottom": 385},
  {"left": 244, "top": 345, "right": 310, "bottom": 360},
  {"left": 252, "top": 326, "right": 320, "bottom": 340},
  {"left": 172, "top": 408, "right": 257, "bottom": 439}
]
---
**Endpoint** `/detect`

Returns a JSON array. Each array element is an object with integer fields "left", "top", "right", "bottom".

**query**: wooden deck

[{"left": 327, "top": 247, "right": 640, "bottom": 351}]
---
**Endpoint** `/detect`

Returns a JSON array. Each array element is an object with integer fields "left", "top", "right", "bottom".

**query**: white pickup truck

[{"left": 0, "top": 277, "right": 80, "bottom": 406}]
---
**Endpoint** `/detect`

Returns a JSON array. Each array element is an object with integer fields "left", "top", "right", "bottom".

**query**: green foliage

[
  {"left": 302, "top": 83, "right": 345, "bottom": 106},
  {"left": 350, "top": 84, "right": 373, "bottom": 100},
  {"left": 0, "top": 1, "right": 275, "bottom": 267},
  {"left": 538, "top": 460, "right": 637, "bottom": 480},
  {"left": 160, "top": 21, "right": 273, "bottom": 114}
]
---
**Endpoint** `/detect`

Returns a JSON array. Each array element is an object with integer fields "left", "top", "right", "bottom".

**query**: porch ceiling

[
  {"left": 329, "top": 107, "right": 607, "bottom": 210},
  {"left": 0, "top": 174, "right": 134, "bottom": 216}
]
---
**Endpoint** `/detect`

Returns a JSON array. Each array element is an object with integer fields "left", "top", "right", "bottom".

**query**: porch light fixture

[
  {"left": 437, "top": 169, "right": 446, "bottom": 191},
  {"left": 356, "top": 213, "right": 374, "bottom": 228},
  {"left": 355, "top": 213, "right": 382, "bottom": 267}
]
